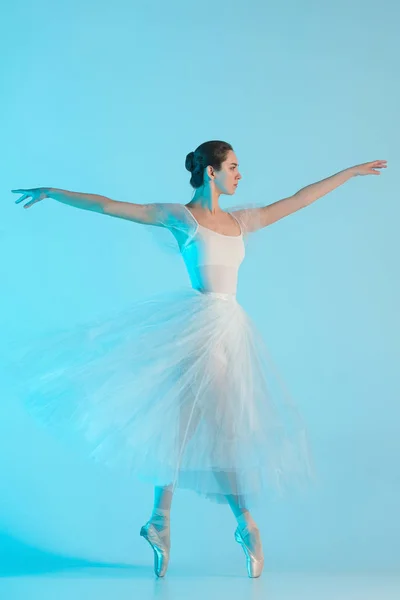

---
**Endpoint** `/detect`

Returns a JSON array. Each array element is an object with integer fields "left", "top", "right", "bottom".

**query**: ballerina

[{"left": 12, "top": 141, "right": 387, "bottom": 578}]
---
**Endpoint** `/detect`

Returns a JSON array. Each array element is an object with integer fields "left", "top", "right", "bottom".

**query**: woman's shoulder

[{"left": 149, "top": 203, "right": 197, "bottom": 234}]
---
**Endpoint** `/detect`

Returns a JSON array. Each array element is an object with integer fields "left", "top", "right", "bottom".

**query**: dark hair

[{"left": 185, "top": 140, "right": 233, "bottom": 189}]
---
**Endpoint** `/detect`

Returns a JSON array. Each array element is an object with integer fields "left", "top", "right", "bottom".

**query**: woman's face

[{"left": 212, "top": 150, "right": 242, "bottom": 195}]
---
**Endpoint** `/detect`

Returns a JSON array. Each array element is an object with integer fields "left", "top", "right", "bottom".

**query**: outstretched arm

[
  {"left": 12, "top": 187, "right": 165, "bottom": 226},
  {"left": 234, "top": 160, "right": 387, "bottom": 232}
]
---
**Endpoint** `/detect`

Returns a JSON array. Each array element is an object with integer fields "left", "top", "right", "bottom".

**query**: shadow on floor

[{"left": 0, "top": 529, "right": 149, "bottom": 577}]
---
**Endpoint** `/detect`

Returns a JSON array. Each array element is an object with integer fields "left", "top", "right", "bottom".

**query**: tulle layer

[{"left": 8, "top": 288, "right": 315, "bottom": 507}]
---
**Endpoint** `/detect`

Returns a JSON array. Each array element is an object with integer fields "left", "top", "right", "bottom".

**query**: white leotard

[{"left": 180, "top": 206, "right": 245, "bottom": 296}]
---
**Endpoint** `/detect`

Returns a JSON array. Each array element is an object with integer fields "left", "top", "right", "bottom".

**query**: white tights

[
  {"left": 148, "top": 484, "right": 262, "bottom": 561},
  {"left": 150, "top": 484, "right": 258, "bottom": 531}
]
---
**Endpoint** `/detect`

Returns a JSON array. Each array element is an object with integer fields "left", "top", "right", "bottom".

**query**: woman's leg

[
  {"left": 141, "top": 484, "right": 173, "bottom": 578},
  {"left": 147, "top": 384, "right": 199, "bottom": 532},
  {"left": 149, "top": 484, "right": 174, "bottom": 533},
  {"left": 226, "top": 492, "right": 264, "bottom": 577},
  {"left": 147, "top": 356, "right": 201, "bottom": 530},
  {"left": 225, "top": 492, "right": 258, "bottom": 529}
]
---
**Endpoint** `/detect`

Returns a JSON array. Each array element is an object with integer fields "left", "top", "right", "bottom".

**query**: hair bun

[{"left": 185, "top": 151, "right": 195, "bottom": 172}]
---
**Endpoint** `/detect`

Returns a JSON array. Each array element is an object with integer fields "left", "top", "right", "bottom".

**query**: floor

[{"left": 1, "top": 569, "right": 400, "bottom": 600}]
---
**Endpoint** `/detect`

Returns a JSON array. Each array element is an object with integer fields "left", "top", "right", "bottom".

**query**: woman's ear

[{"left": 206, "top": 165, "right": 215, "bottom": 180}]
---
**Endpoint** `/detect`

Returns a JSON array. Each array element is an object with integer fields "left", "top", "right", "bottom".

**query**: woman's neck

[{"left": 189, "top": 186, "right": 222, "bottom": 215}]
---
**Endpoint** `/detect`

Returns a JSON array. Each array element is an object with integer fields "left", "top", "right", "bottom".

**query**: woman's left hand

[{"left": 351, "top": 160, "right": 387, "bottom": 176}]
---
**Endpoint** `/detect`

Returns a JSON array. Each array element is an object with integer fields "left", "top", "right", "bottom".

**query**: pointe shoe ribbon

[
  {"left": 234, "top": 524, "right": 264, "bottom": 578},
  {"left": 140, "top": 521, "right": 170, "bottom": 577}
]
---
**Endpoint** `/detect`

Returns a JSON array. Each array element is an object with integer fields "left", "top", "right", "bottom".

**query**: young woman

[{"left": 12, "top": 141, "right": 386, "bottom": 578}]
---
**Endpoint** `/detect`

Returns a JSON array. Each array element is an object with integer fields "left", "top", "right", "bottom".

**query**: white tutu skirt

[{"left": 8, "top": 288, "right": 314, "bottom": 507}]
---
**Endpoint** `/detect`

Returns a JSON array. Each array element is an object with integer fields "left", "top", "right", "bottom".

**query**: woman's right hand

[{"left": 12, "top": 187, "right": 50, "bottom": 209}]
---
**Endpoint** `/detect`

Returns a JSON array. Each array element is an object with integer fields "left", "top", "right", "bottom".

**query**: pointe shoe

[
  {"left": 234, "top": 524, "right": 264, "bottom": 578},
  {"left": 140, "top": 521, "right": 170, "bottom": 577}
]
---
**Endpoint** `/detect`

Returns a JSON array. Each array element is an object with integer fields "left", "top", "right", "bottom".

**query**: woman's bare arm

[
  {"left": 12, "top": 187, "right": 164, "bottom": 226},
  {"left": 234, "top": 160, "right": 387, "bottom": 232}
]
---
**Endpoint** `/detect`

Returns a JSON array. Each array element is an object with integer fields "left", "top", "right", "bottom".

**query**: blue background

[{"left": 1, "top": 0, "right": 398, "bottom": 579}]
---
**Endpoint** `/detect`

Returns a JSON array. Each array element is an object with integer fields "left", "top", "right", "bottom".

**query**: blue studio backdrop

[{"left": 0, "top": 0, "right": 399, "bottom": 576}]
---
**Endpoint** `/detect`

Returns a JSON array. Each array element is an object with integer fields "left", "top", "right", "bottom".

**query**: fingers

[
  {"left": 369, "top": 160, "right": 387, "bottom": 174},
  {"left": 12, "top": 189, "right": 32, "bottom": 205},
  {"left": 14, "top": 193, "right": 30, "bottom": 204},
  {"left": 357, "top": 160, "right": 387, "bottom": 175},
  {"left": 23, "top": 200, "right": 39, "bottom": 208},
  {"left": 12, "top": 189, "right": 41, "bottom": 207}
]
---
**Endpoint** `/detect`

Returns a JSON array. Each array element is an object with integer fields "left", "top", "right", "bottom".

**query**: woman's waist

[
  {"left": 185, "top": 265, "right": 239, "bottom": 298},
  {"left": 194, "top": 288, "right": 237, "bottom": 302}
]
